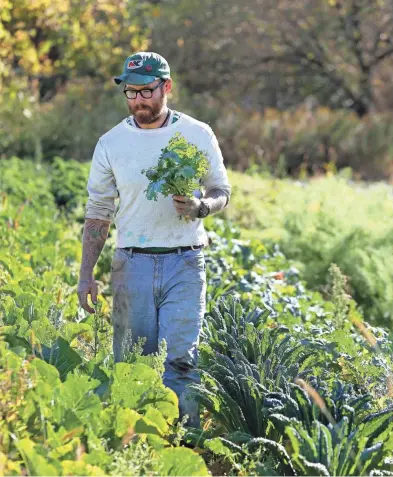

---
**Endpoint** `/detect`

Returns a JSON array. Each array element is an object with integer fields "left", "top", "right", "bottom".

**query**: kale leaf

[{"left": 141, "top": 132, "right": 210, "bottom": 202}]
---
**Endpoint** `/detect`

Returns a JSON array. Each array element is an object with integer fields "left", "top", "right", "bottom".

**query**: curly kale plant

[{"left": 141, "top": 132, "right": 209, "bottom": 202}]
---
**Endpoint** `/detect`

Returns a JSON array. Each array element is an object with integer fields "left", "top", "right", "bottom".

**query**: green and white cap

[{"left": 114, "top": 52, "right": 171, "bottom": 86}]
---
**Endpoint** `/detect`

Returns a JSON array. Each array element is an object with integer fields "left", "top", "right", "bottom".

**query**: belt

[{"left": 121, "top": 245, "right": 204, "bottom": 255}]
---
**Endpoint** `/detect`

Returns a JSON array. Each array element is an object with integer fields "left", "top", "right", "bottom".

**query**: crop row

[{"left": 1, "top": 157, "right": 393, "bottom": 475}]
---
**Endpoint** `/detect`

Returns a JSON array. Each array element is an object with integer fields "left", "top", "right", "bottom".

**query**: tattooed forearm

[
  {"left": 79, "top": 218, "right": 110, "bottom": 279},
  {"left": 204, "top": 188, "right": 230, "bottom": 215}
]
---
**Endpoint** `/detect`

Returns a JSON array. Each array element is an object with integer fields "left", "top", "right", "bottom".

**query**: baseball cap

[{"left": 114, "top": 52, "right": 171, "bottom": 86}]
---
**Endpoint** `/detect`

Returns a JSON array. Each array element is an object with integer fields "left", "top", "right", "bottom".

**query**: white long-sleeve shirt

[{"left": 85, "top": 111, "right": 231, "bottom": 248}]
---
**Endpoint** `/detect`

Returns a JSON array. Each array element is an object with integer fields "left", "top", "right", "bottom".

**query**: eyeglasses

[{"left": 123, "top": 80, "right": 165, "bottom": 99}]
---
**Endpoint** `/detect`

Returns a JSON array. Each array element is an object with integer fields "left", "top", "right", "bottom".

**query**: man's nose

[{"left": 134, "top": 92, "right": 146, "bottom": 104}]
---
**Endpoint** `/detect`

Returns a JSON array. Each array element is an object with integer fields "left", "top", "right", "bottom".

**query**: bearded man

[{"left": 77, "top": 52, "right": 231, "bottom": 428}]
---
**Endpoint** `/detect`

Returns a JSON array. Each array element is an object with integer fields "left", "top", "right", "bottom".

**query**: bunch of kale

[{"left": 142, "top": 132, "right": 209, "bottom": 202}]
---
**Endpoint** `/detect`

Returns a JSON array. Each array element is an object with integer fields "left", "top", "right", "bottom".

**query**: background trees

[
  {"left": 0, "top": 0, "right": 150, "bottom": 161},
  {"left": 1, "top": 0, "right": 150, "bottom": 100},
  {"left": 151, "top": 0, "right": 393, "bottom": 115},
  {"left": 2, "top": 0, "right": 393, "bottom": 179}
]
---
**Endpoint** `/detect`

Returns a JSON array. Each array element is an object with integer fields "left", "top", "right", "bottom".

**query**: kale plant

[{"left": 141, "top": 132, "right": 209, "bottom": 202}]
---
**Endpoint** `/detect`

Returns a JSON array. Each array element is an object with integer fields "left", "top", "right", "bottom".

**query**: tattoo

[
  {"left": 80, "top": 219, "right": 110, "bottom": 278},
  {"left": 203, "top": 188, "right": 230, "bottom": 216}
]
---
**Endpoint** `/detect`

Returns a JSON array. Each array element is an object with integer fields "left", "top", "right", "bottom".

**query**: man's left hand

[{"left": 172, "top": 195, "right": 201, "bottom": 221}]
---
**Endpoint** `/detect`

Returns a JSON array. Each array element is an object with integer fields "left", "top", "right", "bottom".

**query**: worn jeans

[{"left": 110, "top": 247, "right": 206, "bottom": 428}]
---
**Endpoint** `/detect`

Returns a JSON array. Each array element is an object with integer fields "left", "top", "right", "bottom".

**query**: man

[{"left": 77, "top": 52, "right": 231, "bottom": 428}]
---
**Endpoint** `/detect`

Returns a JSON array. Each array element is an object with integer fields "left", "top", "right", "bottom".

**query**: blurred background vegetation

[
  {"left": 4, "top": 0, "right": 393, "bottom": 328},
  {"left": 3, "top": 0, "right": 393, "bottom": 180}
]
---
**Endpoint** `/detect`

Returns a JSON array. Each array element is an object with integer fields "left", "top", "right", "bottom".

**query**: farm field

[
  {"left": 224, "top": 169, "right": 393, "bottom": 329},
  {"left": 1, "top": 157, "right": 393, "bottom": 476}
]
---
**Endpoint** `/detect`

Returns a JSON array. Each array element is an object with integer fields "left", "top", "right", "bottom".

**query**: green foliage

[
  {"left": 0, "top": 0, "right": 151, "bottom": 107},
  {"left": 0, "top": 156, "right": 91, "bottom": 221},
  {"left": 123, "top": 337, "right": 168, "bottom": 378},
  {"left": 50, "top": 157, "right": 90, "bottom": 214},
  {"left": 328, "top": 263, "right": 352, "bottom": 328},
  {"left": 200, "top": 299, "right": 329, "bottom": 382},
  {"left": 205, "top": 105, "right": 393, "bottom": 180},
  {"left": 142, "top": 132, "right": 209, "bottom": 202},
  {"left": 2, "top": 156, "right": 393, "bottom": 475},
  {"left": 0, "top": 157, "right": 54, "bottom": 206},
  {"left": 0, "top": 0, "right": 151, "bottom": 164},
  {"left": 0, "top": 79, "right": 129, "bottom": 162},
  {"left": 108, "top": 438, "right": 164, "bottom": 476},
  {"left": 225, "top": 169, "right": 393, "bottom": 328},
  {"left": 0, "top": 338, "right": 209, "bottom": 475},
  {"left": 108, "top": 438, "right": 209, "bottom": 476},
  {"left": 110, "top": 362, "right": 179, "bottom": 424},
  {"left": 285, "top": 410, "right": 393, "bottom": 476}
]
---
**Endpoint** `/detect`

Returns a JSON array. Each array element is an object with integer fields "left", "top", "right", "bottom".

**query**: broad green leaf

[
  {"left": 111, "top": 362, "right": 161, "bottom": 408},
  {"left": 61, "top": 460, "right": 105, "bottom": 476},
  {"left": 30, "top": 357, "right": 61, "bottom": 388},
  {"left": 134, "top": 416, "right": 164, "bottom": 436},
  {"left": 97, "top": 406, "right": 117, "bottom": 436},
  {"left": 145, "top": 433, "right": 169, "bottom": 450},
  {"left": 143, "top": 407, "right": 169, "bottom": 435},
  {"left": 3, "top": 333, "right": 32, "bottom": 354},
  {"left": 15, "top": 438, "right": 61, "bottom": 476},
  {"left": 28, "top": 358, "right": 61, "bottom": 418},
  {"left": 204, "top": 438, "right": 235, "bottom": 458},
  {"left": 52, "top": 373, "right": 101, "bottom": 430},
  {"left": 31, "top": 317, "right": 59, "bottom": 345},
  {"left": 82, "top": 429, "right": 113, "bottom": 468},
  {"left": 141, "top": 386, "right": 179, "bottom": 423},
  {"left": 156, "top": 447, "right": 209, "bottom": 476},
  {"left": 180, "top": 166, "right": 195, "bottom": 178},
  {"left": 40, "top": 337, "right": 82, "bottom": 380},
  {"left": 60, "top": 322, "right": 92, "bottom": 342},
  {"left": 115, "top": 408, "right": 141, "bottom": 438},
  {"left": 111, "top": 363, "right": 178, "bottom": 421},
  {"left": 48, "top": 436, "right": 81, "bottom": 460}
]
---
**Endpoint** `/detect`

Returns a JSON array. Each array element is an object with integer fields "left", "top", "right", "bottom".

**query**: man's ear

[{"left": 164, "top": 78, "right": 173, "bottom": 94}]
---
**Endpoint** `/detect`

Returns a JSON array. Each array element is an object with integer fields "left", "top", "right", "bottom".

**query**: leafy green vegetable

[
  {"left": 141, "top": 132, "right": 209, "bottom": 203},
  {"left": 4, "top": 155, "right": 393, "bottom": 475},
  {"left": 156, "top": 447, "right": 209, "bottom": 476}
]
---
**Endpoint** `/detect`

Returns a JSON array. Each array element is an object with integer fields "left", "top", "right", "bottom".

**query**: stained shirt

[{"left": 84, "top": 111, "right": 231, "bottom": 248}]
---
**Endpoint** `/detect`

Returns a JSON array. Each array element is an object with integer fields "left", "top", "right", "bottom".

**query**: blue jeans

[{"left": 110, "top": 247, "right": 206, "bottom": 427}]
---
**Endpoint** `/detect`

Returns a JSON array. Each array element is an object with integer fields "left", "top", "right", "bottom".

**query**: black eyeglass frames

[{"left": 123, "top": 80, "right": 165, "bottom": 99}]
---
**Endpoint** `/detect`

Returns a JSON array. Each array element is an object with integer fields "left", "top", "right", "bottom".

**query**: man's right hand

[{"left": 77, "top": 275, "right": 98, "bottom": 314}]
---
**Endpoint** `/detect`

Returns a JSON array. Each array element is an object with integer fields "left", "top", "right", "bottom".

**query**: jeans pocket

[
  {"left": 180, "top": 250, "right": 206, "bottom": 271},
  {"left": 111, "top": 249, "right": 128, "bottom": 273}
]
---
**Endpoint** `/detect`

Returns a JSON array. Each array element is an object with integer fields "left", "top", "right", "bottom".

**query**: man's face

[{"left": 124, "top": 78, "right": 168, "bottom": 125}]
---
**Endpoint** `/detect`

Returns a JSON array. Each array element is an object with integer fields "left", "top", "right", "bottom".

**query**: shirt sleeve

[
  {"left": 84, "top": 138, "right": 118, "bottom": 221},
  {"left": 201, "top": 131, "right": 232, "bottom": 207}
]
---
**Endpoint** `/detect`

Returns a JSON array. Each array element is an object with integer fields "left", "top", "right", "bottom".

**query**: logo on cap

[{"left": 127, "top": 59, "right": 143, "bottom": 69}]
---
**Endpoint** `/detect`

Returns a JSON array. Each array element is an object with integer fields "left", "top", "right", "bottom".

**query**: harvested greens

[{"left": 141, "top": 132, "right": 209, "bottom": 202}]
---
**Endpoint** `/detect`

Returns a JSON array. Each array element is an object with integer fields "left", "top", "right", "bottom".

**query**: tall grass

[{"left": 224, "top": 170, "right": 393, "bottom": 327}]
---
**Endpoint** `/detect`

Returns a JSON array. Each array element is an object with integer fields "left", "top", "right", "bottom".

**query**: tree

[
  {"left": 1, "top": 0, "right": 151, "bottom": 100},
  {"left": 150, "top": 0, "right": 393, "bottom": 115},
  {"left": 0, "top": 0, "right": 151, "bottom": 160},
  {"left": 253, "top": 0, "right": 393, "bottom": 116}
]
